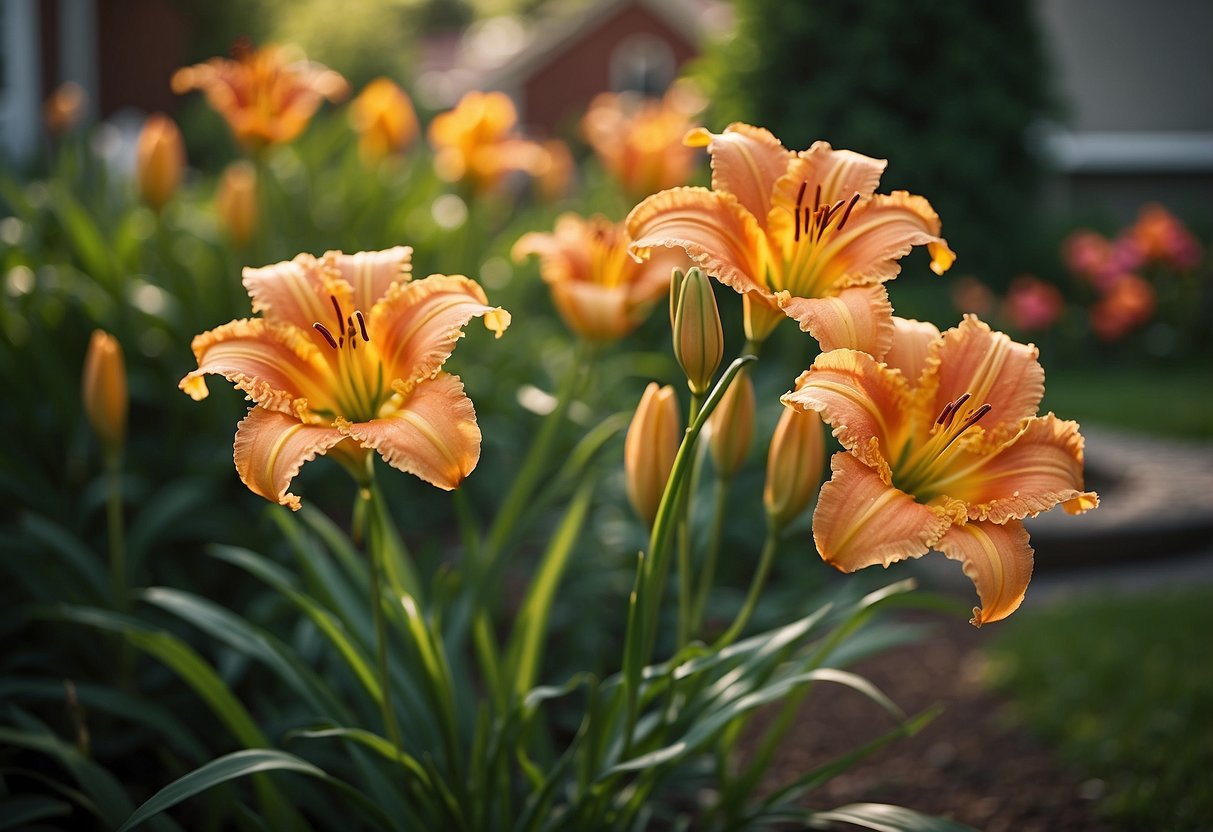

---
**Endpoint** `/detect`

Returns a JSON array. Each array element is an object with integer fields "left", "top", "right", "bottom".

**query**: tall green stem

[
  {"left": 712, "top": 530, "right": 780, "bottom": 649},
  {"left": 674, "top": 392, "right": 704, "bottom": 649},
  {"left": 105, "top": 450, "right": 126, "bottom": 612},
  {"left": 362, "top": 480, "right": 404, "bottom": 756}
]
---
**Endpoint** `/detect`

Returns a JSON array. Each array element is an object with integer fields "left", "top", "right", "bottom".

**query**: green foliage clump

[
  {"left": 986, "top": 589, "right": 1213, "bottom": 831},
  {"left": 699, "top": 0, "right": 1057, "bottom": 285}
]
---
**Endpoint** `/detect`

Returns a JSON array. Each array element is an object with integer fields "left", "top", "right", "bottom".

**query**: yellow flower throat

[{"left": 311, "top": 294, "right": 387, "bottom": 423}]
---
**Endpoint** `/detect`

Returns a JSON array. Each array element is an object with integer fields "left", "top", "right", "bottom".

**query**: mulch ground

[{"left": 746, "top": 616, "right": 1111, "bottom": 832}]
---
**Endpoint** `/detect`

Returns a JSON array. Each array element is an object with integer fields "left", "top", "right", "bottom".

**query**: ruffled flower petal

[
  {"left": 178, "top": 318, "right": 333, "bottom": 415},
  {"left": 941, "top": 414, "right": 1099, "bottom": 523},
  {"left": 792, "top": 141, "right": 889, "bottom": 205},
  {"left": 242, "top": 252, "right": 353, "bottom": 333},
  {"left": 233, "top": 406, "right": 347, "bottom": 510},
  {"left": 782, "top": 346, "right": 912, "bottom": 469},
  {"left": 778, "top": 283, "right": 895, "bottom": 356},
  {"left": 685, "top": 123, "right": 793, "bottom": 228},
  {"left": 370, "top": 274, "right": 510, "bottom": 393},
  {"left": 883, "top": 317, "right": 941, "bottom": 383},
  {"left": 627, "top": 186, "right": 768, "bottom": 300},
  {"left": 936, "top": 519, "right": 1034, "bottom": 626},
  {"left": 813, "top": 453, "right": 953, "bottom": 571},
  {"left": 340, "top": 372, "right": 480, "bottom": 490},
  {"left": 809, "top": 191, "right": 950, "bottom": 289},
  {"left": 925, "top": 315, "right": 1045, "bottom": 434},
  {"left": 323, "top": 246, "right": 412, "bottom": 313}
]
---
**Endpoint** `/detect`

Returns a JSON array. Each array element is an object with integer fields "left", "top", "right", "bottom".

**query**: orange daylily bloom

[
  {"left": 428, "top": 91, "right": 547, "bottom": 193},
  {"left": 44, "top": 82, "right": 87, "bottom": 136},
  {"left": 172, "top": 42, "right": 349, "bottom": 151},
  {"left": 782, "top": 315, "right": 1097, "bottom": 626},
  {"left": 350, "top": 77, "right": 419, "bottom": 164},
  {"left": 581, "top": 85, "right": 703, "bottom": 199},
  {"left": 628, "top": 123, "right": 955, "bottom": 347},
  {"left": 180, "top": 247, "right": 510, "bottom": 509},
  {"left": 512, "top": 213, "right": 684, "bottom": 341}
]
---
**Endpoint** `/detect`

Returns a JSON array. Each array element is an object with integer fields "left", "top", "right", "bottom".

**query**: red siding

[{"left": 520, "top": 3, "right": 698, "bottom": 135}]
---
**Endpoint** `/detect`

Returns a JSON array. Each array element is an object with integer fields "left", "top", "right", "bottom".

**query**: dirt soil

[{"left": 746, "top": 616, "right": 1111, "bottom": 832}]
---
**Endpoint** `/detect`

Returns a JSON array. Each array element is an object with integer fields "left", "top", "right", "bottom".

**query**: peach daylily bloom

[
  {"left": 628, "top": 123, "right": 955, "bottom": 347},
  {"left": 350, "top": 77, "right": 419, "bottom": 164},
  {"left": 172, "top": 42, "right": 349, "bottom": 151},
  {"left": 512, "top": 213, "right": 683, "bottom": 341},
  {"left": 180, "top": 247, "right": 510, "bottom": 509},
  {"left": 428, "top": 91, "right": 546, "bottom": 193},
  {"left": 581, "top": 85, "right": 702, "bottom": 199},
  {"left": 782, "top": 315, "right": 1097, "bottom": 625}
]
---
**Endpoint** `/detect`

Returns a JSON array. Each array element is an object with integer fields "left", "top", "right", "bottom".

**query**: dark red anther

[
  {"left": 837, "top": 193, "right": 861, "bottom": 231},
  {"left": 355, "top": 310, "right": 369, "bottom": 342},
  {"left": 313, "top": 322, "right": 339, "bottom": 350},
  {"left": 330, "top": 295, "right": 344, "bottom": 330}
]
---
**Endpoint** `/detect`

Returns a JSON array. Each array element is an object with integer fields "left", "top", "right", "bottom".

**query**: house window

[{"left": 609, "top": 33, "right": 675, "bottom": 97}]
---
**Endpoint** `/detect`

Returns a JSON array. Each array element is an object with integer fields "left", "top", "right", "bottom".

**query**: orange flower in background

[
  {"left": 625, "top": 383, "right": 681, "bottom": 526},
  {"left": 1090, "top": 273, "right": 1156, "bottom": 341},
  {"left": 628, "top": 123, "right": 954, "bottom": 348},
  {"left": 172, "top": 42, "right": 349, "bottom": 151},
  {"left": 215, "top": 161, "right": 259, "bottom": 247},
  {"left": 783, "top": 315, "right": 1097, "bottom": 625},
  {"left": 1130, "top": 203, "right": 1202, "bottom": 270},
  {"left": 350, "top": 77, "right": 418, "bottom": 164},
  {"left": 428, "top": 91, "right": 546, "bottom": 192},
  {"left": 44, "top": 82, "right": 87, "bottom": 136},
  {"left": 581, "top": 84, "right": 703, "bottom": 199},
  {"left": 82, "top": 330, "right": 128, "bottom": 453},
  {"left": 180, "top": 247, "right": 510, "bottom": 509},
  {"left": 1003, "top": 275, "right": 1064, "bottom": 332},
  {"left": 513, "top": 213, "right": 683, "bottom": 341},
  {"left": 136, "top": 113, "right": 186, "bottom": 212}
]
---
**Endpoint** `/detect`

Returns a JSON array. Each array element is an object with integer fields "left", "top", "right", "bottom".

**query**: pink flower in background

[
  {"left": 1062, "top": 230, "right": 1113, "bottom": 282},
  {"left": 1003, "top": 275, "right": 1064, "bottom": 332},
  {"left": 951, "top": 276, "right": 996, "bottom": 317},
  {"left": 1089, "top": 274, "right": 1156, "bottom": 341},
  {"left": 1130, "top": 203, "right": 1203, "bottom": 270}
]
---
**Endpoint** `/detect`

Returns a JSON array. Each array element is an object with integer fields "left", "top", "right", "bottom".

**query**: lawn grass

[
  {"left": 984, "top": 587, "right": 1213, "bottom": 831},
  {"left": 1042, "top": 364, "right": 1213, "bottom": 439}
]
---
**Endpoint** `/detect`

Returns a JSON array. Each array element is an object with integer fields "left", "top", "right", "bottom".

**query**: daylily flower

[
  {"left": 180, "top": 247, "right": 510, "bottom": 509},
  {"left": 581, "top": 84, "right": 703, "bottom": 199},
  {"left": 349, "top": 77, "right": 419, "bottom": 164},
  {"left": 1002, "top": 275, "right": 1064, "bottom": 332},
  {"left": 1090, "top": 273, "right": 1155, "bottom": 341},
  {"left": 428, "top": 91, "right": 547, "bottom": 193},
  {"left": 172, "top": 42, "right": 349, "bottom": 151},
  {"left": 44, "top": 82, "right": 86, "bottom": 136},
  {"left": 512, "top": 213, "right": 683, "bottom": 341},
  {"left": 782, "top": 315, "right": 1097, "bottom": 625},
  {"left": 1129, "top": 203, "right": 1202, "bottom": 270},
  {"left": 628, "top": 123, "right": 955, "bottom": 347}
]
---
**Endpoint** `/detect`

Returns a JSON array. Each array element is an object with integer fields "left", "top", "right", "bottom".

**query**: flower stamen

[{"left": 313, "top": 322, "right": 339, "bottom": 349}]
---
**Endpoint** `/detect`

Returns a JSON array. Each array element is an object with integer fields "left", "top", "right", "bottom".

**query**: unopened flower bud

[
  {"left": 136, "top": 113, "right": 186, "bottom": 212},
  {"left": 82, "top": 330, "right": 127, "bottom": 452},
  {"left": 216, "top": 160, "right": 258, "bottom": 247},
  {"left": 671, "top": 267, "right": 724, "bottom": 395},
  {"left": 625, "top": 383, "right": 681, "bottom": 526},
  {"left": 763, "top": 405, "right": 824, "bottom": 531},
  {"left": 706, "top": 368, "right": 755, "bottom": 478},
  {"left": 743, "top": 293, "right": 785, "bottom": 344}
]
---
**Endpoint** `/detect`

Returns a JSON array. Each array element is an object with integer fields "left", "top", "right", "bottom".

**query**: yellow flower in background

[
  {"left": 82, "top": 330, "right": 128, "bottom": 452},
  {"left": 782, "top": 315, "right": 1098, "bottom": 625},
  {"left": 172, "top": 42, "right": 349, "bottom": 151},
  {"left": 625, "top": 383, "right": 682, "bottom": 526},
  {"left": 512, "top": 213, "right": 682, "bottom": 341},
  {"left": 136, "top": 113, "right": 186, "bottom": 212},
  {"left": 581, "top": 83, "right": 703, "bottom": 199},
  {"left": 350, "top": 77, "right": 419, "bottom": 164},
  {"left": 180, "top": 247, "right": 510, "bottom": 509},
  {"left": 428, "top": 91, "right": 547, "bottom": 193},
  {"left": 628, "top": 123, "right": 955, "bottom": 348},
  {"left": 215, "top": 161, "right": 259, "bottom": 247}
]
